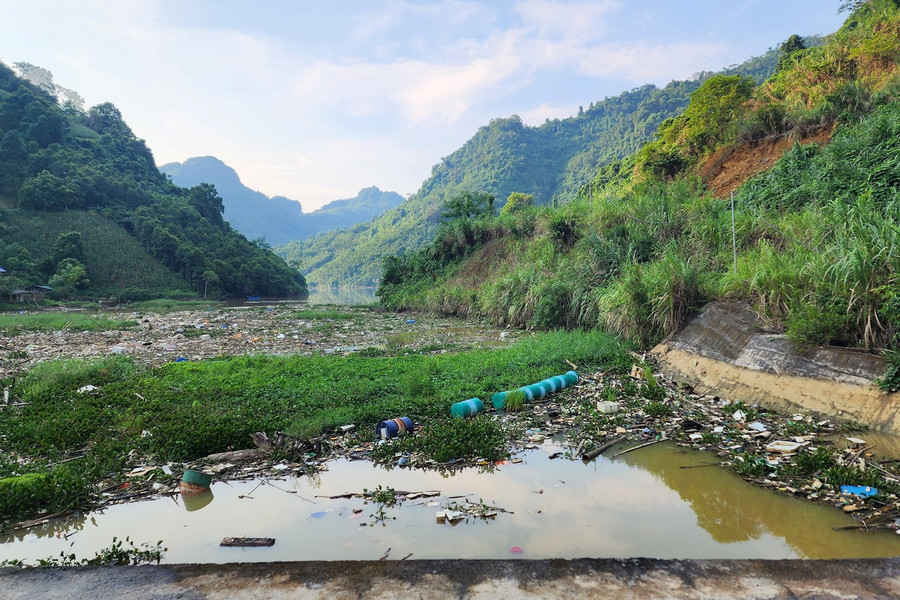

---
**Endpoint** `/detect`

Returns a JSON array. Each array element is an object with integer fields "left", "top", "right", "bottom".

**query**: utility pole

[{"left": 731, "top": 191, "right": 737, "bottom": 273}]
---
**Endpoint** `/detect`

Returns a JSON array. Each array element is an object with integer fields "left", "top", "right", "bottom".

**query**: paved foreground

[{"left": 2, "top": 558, "right": 900, "bottom": 599}]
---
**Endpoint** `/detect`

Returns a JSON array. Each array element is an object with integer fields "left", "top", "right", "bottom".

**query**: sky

[{"left": 0, "top": 1, "right": 847, "bottom": 212}]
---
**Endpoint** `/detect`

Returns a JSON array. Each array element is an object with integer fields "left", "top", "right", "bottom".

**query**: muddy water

[{"left": 3, "top": 443, "right": 900, "bottom": 564}]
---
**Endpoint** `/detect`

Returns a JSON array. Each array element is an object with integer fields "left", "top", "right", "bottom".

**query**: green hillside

[
  {"left": 2, "top": 211, "right": 187, "bottom": 299},
  {"left": 283, "top": 45, "right": 792, "bottom": 286},
  {"left": 0, "top": 63, "right": 306, "bottom": 301},
  {"left": 378, "top": 1, "right": 900, "bottom": 355}
]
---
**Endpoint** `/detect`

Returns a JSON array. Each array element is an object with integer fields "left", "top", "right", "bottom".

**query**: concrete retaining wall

[
  {"left": 3, "top": 558, "right": 900, "bottom": 599},
  {"left": 651, "top": 302, "right": 900, "bottom": 434}
]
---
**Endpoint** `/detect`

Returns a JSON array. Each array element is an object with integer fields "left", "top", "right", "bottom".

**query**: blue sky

[{"left": 1, "top": 1, "right": 846, "bottom": 211}]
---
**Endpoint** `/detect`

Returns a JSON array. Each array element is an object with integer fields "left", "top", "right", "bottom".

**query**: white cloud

[
  {"left": 578, "top": 41, "right": 726, "bottom": 83},
  {"left": 515, "top": 0, "right": 621, "bottom": 41},
  {"left": 518, "top": 102, "right": 581, "bottom": 126},
  {"left": 0, "top": 0, "right": 847, "bottom": 213}
]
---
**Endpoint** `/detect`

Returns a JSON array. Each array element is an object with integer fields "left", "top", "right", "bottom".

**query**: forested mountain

[
  {"left": 283, "top": 43, "right": 791, "bottom": 286},
  {"left": 0, "top": 63, "right": 306, "bottom": 300},
  {"left": 378, "top": 0, "right": 900, "bottom": 356},
  {"left": 160, "top": 156, "right": 403, "bottom": 246}
]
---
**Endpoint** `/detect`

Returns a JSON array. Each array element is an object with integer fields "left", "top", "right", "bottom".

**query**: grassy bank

[
  {"left": 0, "top": 329, "right": 630, "bottom": 525},
  {"left": 0, "top": 312, "right": 136, "bottom": 334}
]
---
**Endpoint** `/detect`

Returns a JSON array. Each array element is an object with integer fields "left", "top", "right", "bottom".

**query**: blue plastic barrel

[
  {"left": 376, "top": 417, "right": 414, "bottom": 439},
  {"left": 491, "top": 391, "right": 508, "bottom": 409},
  {"left": 564, "top": 370, "right": 579, "bottom": 386}
]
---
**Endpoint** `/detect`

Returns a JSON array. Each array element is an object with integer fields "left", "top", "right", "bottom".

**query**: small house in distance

[{"left": 9, "top": 285, "right": 54, "bottom": 303}]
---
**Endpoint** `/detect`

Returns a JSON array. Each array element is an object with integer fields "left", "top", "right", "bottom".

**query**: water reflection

[
  {"left": 622, "top": 444, "right": 900, "bottom": 559},
  {"left": 305, "top": 287, "right": 377, "bottom": 306},
  {"left": 2, "top": 444, "right": 899, "bottom": 564},
  {"left": 182, "top": 489, "right": 215, "bottom": 512}
]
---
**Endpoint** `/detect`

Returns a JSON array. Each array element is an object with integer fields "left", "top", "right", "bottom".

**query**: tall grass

[{"left": 379, "top": 100, "right": 900, "bottom": 352}]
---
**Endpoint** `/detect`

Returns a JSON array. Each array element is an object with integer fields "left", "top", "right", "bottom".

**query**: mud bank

[
  {"left": 2, "top": 558, "right": 900, "bottom": 599},
  {"left": 651, "top": 302, "right": 900, "bottom": 434}
]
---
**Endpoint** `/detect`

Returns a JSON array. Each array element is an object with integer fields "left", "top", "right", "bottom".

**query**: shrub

[{"left": 530, "top": 281, "right": 570, "bottom": 329}]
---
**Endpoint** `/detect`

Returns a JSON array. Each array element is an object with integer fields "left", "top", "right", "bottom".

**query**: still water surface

[
  {"left": 304, "top": 286, "right": 377, "bottom": 305},
  {"left": 3, "top": 442, "right": 899, "bottom": 564}
]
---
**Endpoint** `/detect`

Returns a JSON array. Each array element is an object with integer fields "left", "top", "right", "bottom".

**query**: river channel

[
  {"left": 3, "top": 441, "right": 900, "bottom": 564},
  {"left": 304, "top": 286, "right": 377, "bottom": 305}
]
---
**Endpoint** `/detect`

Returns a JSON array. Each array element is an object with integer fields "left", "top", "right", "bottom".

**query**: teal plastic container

[
  {"left": 491, "top": 391, "right": 508, "bottom": 409},
  {"left": 182, "top": 469, "right": 212, "bottom": 488},
  {"left": 450, "top": 398, "right": 484, "bottom": 418},
  {"left": 553, "top": 375, "right": 568, "bottom": 390},
  {"left": 528, "top": 383, "right": 547, "bottom": 399},
  {"left": 564, "top": 370, "right": 579, "bottom": 385}
]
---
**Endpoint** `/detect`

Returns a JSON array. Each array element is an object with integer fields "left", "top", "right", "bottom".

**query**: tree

[
  {"left": 500, "top": 192, "right": 534, "bottom": 216},
  {"left": 53, "top": 231, "right": 86, "bottom": 264},
  {"left": 440, "top": 191, "right": 495, "bottom": 221},
  {"left": 188, "top": 183, "right": 226, "bottom": 229},
  {"left": 201, "top": 269, "right": 220, "bottom": 299},
  {"left": 776, "top": 35, "right": 807, "bottom": 73},
  {"left": 17, "top": 170, "right": 83, "bottom": 211},
  {"left": 49, "top": 258, "right": 90, "bottom": 292},
  {"left": 659, "top": 75, "right": 754, "bottom": 156},
  {"left": 87, "top": 102, "right": 125, "bottom": 134}
]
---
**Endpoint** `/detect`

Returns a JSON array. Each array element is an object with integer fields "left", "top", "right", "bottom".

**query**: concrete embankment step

[
  {"left": 2, "top": 558, "right": 900, "bottom": 599},
  {"left": 651, "top": 301, "right": 900, "bottom": 435}
]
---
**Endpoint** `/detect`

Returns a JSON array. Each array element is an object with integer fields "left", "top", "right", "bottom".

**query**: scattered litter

[
  {"left": 596, "top": 401, "right": 619, "bottom": 414},
  {"left": 126, "top": 466, "right": 155, "bottom": 478},
  {"left": 765, "top": 440, "right": 808, "bottom": 454},
  {"left": 841, "top": 485, "right": 878, "bottom": 498}
]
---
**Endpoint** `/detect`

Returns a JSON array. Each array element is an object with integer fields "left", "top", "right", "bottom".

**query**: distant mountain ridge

[{"left": 160, "top": 156, "right": 403, "bottom": 246}]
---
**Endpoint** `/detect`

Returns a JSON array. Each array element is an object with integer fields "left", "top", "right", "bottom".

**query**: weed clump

[{"left": 372, "top": 416, "right": 510, "bottom": 465}]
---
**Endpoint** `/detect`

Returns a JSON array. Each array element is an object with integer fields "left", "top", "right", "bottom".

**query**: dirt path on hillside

[{"left": 700, "top": 125, "right": 834, "bottom": 198}]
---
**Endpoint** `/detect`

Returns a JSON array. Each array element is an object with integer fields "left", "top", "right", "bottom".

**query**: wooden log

[
  {"left": 220, "top": 537, "right": 275, "bottom": 547},
  {"left": 581, "top": 435, "right": 627, "bottom": 461},
  {"left": 611, "top": 439, "right": 664, "bottom": 458},
  {"left": 202, "top": 448, "right": 263, "bottom": 463}
]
